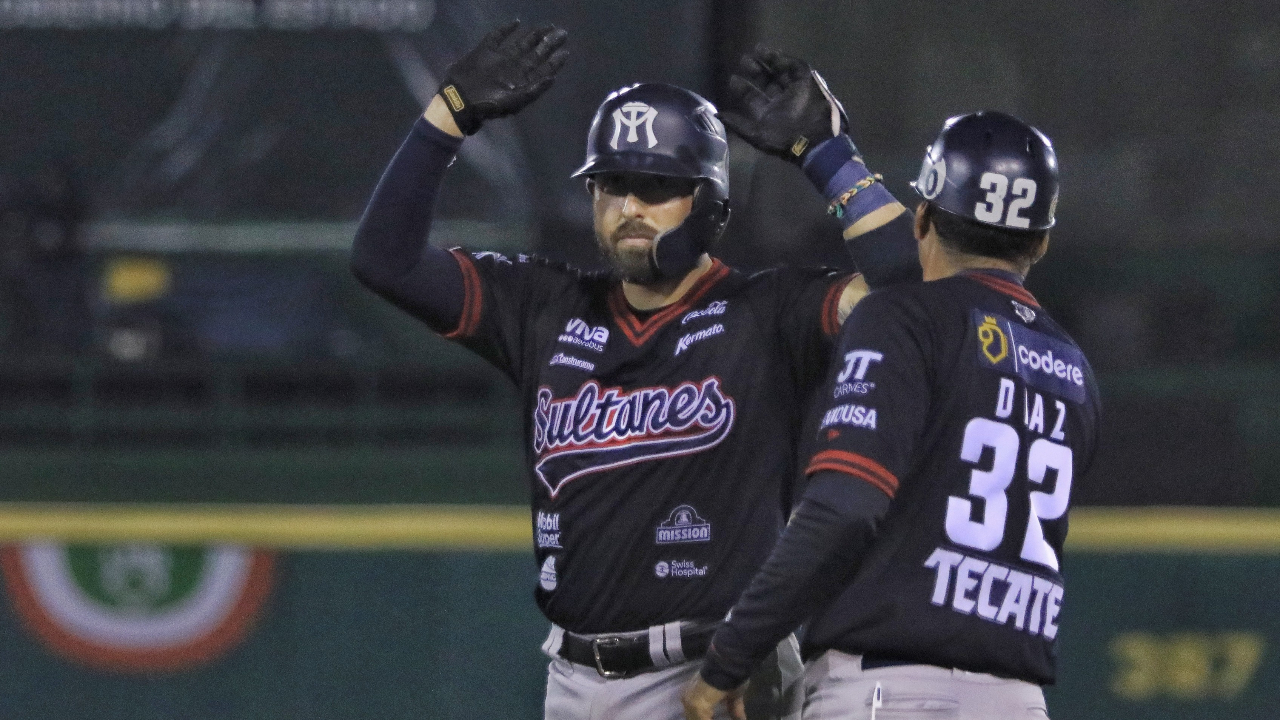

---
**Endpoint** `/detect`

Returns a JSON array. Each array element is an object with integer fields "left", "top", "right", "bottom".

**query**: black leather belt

[{"left": 558, "top": 622, "right": 717, "bottom": 678}]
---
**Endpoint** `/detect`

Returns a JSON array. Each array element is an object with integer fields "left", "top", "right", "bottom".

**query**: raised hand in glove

[
  {"left": 439, "top": 20, "right": 569, "bottom": 135},
  {"left": 720, "top": 46, "right": 848, "bottom": 165}
]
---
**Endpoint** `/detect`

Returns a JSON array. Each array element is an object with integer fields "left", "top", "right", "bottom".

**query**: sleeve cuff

[
  {"left": 802, "top": 134, "right": 860, "bottom": 191},
  {"left": 699, "top": 644, "right": 752, "bottom": 691},
  {"left": 413, "top": 115, "right": 465, "bottom": 153},
  {"left": 806, "top": 450, "right": 899, "bottom": 499},
  {"left": 442, "top": 249, "right": 482, "bottom": 338},
  {"left": 820, "top": 274, "right": 856, "bottom": 337}
]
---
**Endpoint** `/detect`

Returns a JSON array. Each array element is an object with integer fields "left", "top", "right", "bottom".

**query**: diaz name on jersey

[{"left": 801, "top": 269, "right": 1101, "bottom": 684}]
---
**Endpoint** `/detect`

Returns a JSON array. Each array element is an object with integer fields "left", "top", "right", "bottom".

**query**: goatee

[{"left": 600, "top": 220, "right": 660, "bottom": 284}]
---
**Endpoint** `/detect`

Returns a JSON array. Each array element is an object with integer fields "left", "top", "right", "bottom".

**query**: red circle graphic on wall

[{"left": 1, "top": 543, "right": 273, "bottom": 672}]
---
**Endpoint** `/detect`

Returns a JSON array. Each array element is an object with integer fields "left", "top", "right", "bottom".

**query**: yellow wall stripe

[
  {"left": 0, "top": 503, "right": 531, "bottom": 551},
  {"left": 0, "top": 504, "right": 1277, "bottom": 553},
  {"left": 1067, "top": 507, "right": 1280, "bottom": 553}
]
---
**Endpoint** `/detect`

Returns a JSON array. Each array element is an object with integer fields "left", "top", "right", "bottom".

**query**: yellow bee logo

[{"left": 978, "top": 316, "right": 1008, "bottom": 364}]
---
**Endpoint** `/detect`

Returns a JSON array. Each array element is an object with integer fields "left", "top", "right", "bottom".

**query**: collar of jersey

[
  {"left": 959, "top": 268, "right": 1040, "bottom": 308},
  {"left": 608, "top": 259, "right": 731, "bottom": 347}
]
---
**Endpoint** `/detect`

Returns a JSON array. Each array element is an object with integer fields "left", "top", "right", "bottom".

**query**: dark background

[
  {"left": 0, "top": 2, "right": 1277, "bottom": 719},
  {"left": 2, "top": 0, "right": 1275, "bottom": 506}
]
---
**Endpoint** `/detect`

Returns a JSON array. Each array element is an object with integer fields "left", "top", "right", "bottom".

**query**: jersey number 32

[{"left": 945, "top": 418, "right": 1073, "bottom": 571}]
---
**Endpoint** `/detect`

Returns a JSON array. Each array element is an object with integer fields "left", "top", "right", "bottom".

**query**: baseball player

[
  {"left": 351, "top": 24, "right": 917, "bottom": 719},
  {"left": 684, "top": 113, "right": 1102, "bottom": 719}
]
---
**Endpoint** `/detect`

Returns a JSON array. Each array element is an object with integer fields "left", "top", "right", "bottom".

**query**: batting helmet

[
  {"left": 911, "top": 111, "right": 1058, "bottom": 231},
  {"left": 572, "top": 83, "right": 731, "bottom": 279}
]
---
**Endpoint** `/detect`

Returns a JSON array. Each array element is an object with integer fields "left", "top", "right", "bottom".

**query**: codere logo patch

[{"left": 971, "top": 310, "right": 1088, "bottom": 404}]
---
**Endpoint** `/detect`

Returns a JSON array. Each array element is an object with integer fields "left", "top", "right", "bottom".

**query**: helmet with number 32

[{"left": 911, "top": 111, "right": 1058, "bottom": 231}]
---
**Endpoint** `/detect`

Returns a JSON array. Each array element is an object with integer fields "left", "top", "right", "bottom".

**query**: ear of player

[
  {"left": 912, "top": 111, "right": 1059, "bottom": 231},
  {"left": 719, "top": 45, "right": 849, "bottom": 166},
  {"left": 438, "top": 20, "right": 569, "bottom": 136}
]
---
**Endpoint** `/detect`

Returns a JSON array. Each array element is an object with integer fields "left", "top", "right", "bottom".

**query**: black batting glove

[
  {"left": 439, "top": 20, "right": 569, "bottom": 135},
  {"left": 720, "top": 46, "right": 849, "bottom": 165}
]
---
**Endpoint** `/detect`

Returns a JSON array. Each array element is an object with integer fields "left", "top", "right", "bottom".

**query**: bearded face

[{"left": 589, "top": 172, "right": 696, "bottom": 284}]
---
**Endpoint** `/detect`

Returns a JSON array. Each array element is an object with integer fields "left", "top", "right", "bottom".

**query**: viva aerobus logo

[{"left": 1, "top": 543, "right": 273, "bottom": 672}]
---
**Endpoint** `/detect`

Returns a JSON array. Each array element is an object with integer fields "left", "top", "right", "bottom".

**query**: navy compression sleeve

[
  {"left": 699, "top": 471, "right": 892, "bottom": 691},
  {"left": 846, "top": 211, "right": 921, "bottom": 289},
  {"left": 351, "top": 117, "right": 468, "bottom": 333}
]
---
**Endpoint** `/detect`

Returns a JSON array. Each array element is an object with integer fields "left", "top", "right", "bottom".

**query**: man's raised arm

[
  {"left": 718, "top": 46, "right": 920, "bottom": 295},
  {"left": 350, "top": 21, "right": 567, "bottom": 332}
]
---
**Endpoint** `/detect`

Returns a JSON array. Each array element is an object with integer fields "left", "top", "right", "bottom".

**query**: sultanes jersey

[
  {"left": 443, "top": 249, "right": 849, "bottom": 634},
  {"left": 802, "top": 269, "right": 1100, "bottom": 684}
]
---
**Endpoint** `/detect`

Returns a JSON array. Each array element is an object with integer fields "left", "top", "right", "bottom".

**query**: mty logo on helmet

[
  {"left": 912, "top": 111, "right": 1059, "bottom": 231},
  {"left": 573, "top": 83, "right": 733, "bottom": 280},
  {"left": 971, "top": 311, "right": 1087, "bottom": 404}
]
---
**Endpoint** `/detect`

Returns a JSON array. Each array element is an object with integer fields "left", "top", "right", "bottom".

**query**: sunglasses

[{"left": 591, "top": 173, "right": 698, "bottom": 205}]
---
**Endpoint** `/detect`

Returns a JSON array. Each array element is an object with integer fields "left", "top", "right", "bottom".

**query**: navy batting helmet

[
  {"left": 911, "top": 111, "right": 1058, "bottom": 231},
  {"left": 573, "top": 83, "right": 731, "bottom": 279}
]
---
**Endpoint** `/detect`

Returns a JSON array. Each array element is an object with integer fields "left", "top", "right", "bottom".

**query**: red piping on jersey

[
  {"left": 963, "top": 272, "right": 1040, "bottom": 309},
  {"left": 444, "top": 249, "right": 483, "bottom": 339},
  {"left": 608, "top": 260, "right": 732, "bottom": 347},
  {"left": 806, "top": 449, "right": 899, "bottom": 498},
  {"left": 820, "top": 274, "right": 856, "bottom": 338}
]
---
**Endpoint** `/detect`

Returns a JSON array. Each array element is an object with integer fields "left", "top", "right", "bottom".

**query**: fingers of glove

[
  {"left": 726, "top": 74, "right": 772, "bottom": 116},
  {"left": 484, "top": 19, "right": 522, "bottom": 48},
  {"left": 527, "top": 48, "right": 569, "bottom": 85},
  {"left": 762, "top": 51, "right": 806, "bottom": 79},
  {"left": 739, "top": 51, "right": 790, "bottom": 96},
  {"left": 514, "top": 23, "right": 557, "bottom": 55},
  {"left": 531, "top": 26, "right": 569, "bottom": 60},
  {"left": 754, "top": 46, "right": 810, "bottom": 84},
  {"left": 494, "top": 22, "right": 539, "bottom": 56},
  {"left": 733, "top": 52, "right": 774, "bottom": 89}
]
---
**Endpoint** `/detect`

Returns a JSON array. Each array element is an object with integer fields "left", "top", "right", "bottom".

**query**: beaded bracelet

[{"left": 828, "top": 174, "right": 885, "bottom": 219}]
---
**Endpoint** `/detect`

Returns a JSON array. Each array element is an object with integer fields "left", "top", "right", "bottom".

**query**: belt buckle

[{"left": 591, "top": 636, "right": 628, "bottom": 679}]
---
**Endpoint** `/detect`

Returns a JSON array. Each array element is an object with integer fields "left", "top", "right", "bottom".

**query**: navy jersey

[
  {"left": 442, "top": 249, "right": 850, "bottom": 633},
  {"left": 802, "top": 269, "right": 1100, "bottom": 684}
]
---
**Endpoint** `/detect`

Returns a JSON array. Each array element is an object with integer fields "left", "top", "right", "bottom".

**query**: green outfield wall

[{"left": 0, "top": 507, "right": 1274, "bottom": 720}]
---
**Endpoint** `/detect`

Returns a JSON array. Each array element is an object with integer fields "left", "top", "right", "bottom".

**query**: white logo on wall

[
  {"left": 539, "top": 556, "right": 558, "bottom": 591},
  {"left": 917, "top": 154, "right": 947, "bottom": 200},
  {"left": 656, "top": 505, "right": 711, "bottom": 544},
  {"left": 611, "top": 102, "right": 659, "bottom": 149}
]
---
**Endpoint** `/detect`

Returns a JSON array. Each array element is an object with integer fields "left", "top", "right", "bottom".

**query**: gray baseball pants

[
  {"left": 798, "top": 651, "right": 1050, "bottom": 720},
  {"left": 542, "top": 625, "right": 803, "bottom": 720}
]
